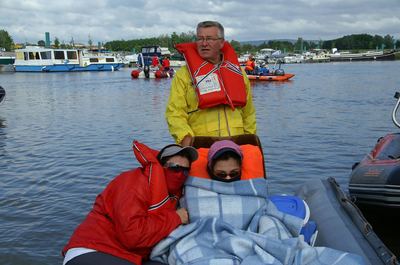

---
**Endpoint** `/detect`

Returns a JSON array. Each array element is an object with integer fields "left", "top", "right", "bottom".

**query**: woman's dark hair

[{"left": 207, "top": 150, "right": 242, "bottom": 179}]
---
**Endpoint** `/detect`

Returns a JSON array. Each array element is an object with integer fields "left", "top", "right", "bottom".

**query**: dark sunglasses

[
  {"left": 164, "top": 162, "right": 190, "bottom": 173},
  {"left": 214, "top": 170, "right": 241, "bottom": 179}
]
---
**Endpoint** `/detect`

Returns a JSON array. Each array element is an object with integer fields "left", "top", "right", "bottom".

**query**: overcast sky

[{"left": 1, "top": 0, "right": 400, "bottom": 45}]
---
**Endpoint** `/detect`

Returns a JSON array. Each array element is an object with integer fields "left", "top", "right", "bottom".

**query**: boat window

[
  {"left": 29, "top": 52, "right": 35, "bottom": 60},
  {"left": 40, "top": 51, "right": 52, "bottom": 60},
  {"left": 54, "top": 51, "right": 65, "bottom": 60},
  {"left": 24, "top": 52, "right": 29, "bottom": 60},
  {"left": 106, "top": 58, "right": 114, "bottom": 62},
  {"left": 35, "top": 52, "right": 40, "bottom": 60},
  {"left": 67, "top": 51, "right": 77, "bottom": 60},
  {"left": 89, "top": 58, "right": 99, "bottom": 62}
]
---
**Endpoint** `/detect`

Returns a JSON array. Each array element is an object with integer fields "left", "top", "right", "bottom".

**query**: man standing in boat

[{"left": 165, "top": 21, "right": 256, "bottom": 146}]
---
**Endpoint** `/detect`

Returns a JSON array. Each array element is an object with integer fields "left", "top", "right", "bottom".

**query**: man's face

[{"left": 196, "top": 26, "right": 224, "bottom": 64}]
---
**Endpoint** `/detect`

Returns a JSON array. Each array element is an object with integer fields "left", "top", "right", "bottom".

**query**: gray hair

[{"left": 196, "top": 21, "right": 225, "bottom": 39}]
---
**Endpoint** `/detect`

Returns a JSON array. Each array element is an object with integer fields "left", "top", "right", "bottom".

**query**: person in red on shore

[
  {"left": 62, "top": 141, "right": 198, "bottom": 265},
  {"left": 151, "top": 55, "right": 160, "bottom": 68},
  {"left": 161, "top": 55, "right": 170, "bottom": 71}
]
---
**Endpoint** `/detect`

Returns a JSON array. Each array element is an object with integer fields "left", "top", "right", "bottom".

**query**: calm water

[{"left": 1, "top": 61, "right": 400, "bottom": 265}]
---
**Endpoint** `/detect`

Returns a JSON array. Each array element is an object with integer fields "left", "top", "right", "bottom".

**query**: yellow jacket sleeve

[
  {"left": 165, "top": 67, "right": 195, "bottom": 143},
  {"left": 241, "top": 71, "right": 257, "bottom": 134}
]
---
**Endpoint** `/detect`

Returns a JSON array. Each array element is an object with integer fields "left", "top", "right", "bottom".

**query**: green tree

[
  {"left": 54, "top": 37, "right": 60, "bottom": 48},
  {"left": 383, "top": 34, "right": 394, "bottom": 49},
  {"left": 0, "top": 29, "right": 14, "bottom": 51},
  {"left": 294, "top": 37, "right": 304, "bottom": 52},
  {"left": 229, "top": 40, "right": 241, "bottom": 53},
  {"left": 38, "top": 40, "right": 45, "bottom": 46}
]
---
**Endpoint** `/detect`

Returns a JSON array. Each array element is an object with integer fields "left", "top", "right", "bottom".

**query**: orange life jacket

[
  {"left": 189, "top": 144, "right": 265, "bottom": 179},
  {"left": 245, "top": 60, "right": 255, "bottom": 71},
  {"left": 175, "top": 42, "right": 247, "bottom": 110}
]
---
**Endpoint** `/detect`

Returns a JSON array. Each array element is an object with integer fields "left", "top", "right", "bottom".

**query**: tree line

[
  {"left": 1, "top": 28, "right": 399, "bottom": 55},
  {"left": 104, "top": 33, "right": 400, "bottom": 55}
]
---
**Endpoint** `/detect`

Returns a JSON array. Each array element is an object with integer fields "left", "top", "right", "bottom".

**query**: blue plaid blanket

[{"left": 150, "top": 177, "right": 365, "bottom": 265}]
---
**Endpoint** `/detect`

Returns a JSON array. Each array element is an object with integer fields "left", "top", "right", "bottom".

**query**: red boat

[{"left": 247, "top": 73, "right": 295, "bottom": 81}]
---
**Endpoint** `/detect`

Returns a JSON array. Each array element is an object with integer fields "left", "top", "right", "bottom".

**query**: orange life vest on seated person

[
  {"left": 175, "top": 42, "right": 247, "bottom": 110},
  {"left": 245, "top": 60, "right": 255, "bottom": 71},
  {"left": 189, "top": 144, "right": 265, "bottom": 179}
]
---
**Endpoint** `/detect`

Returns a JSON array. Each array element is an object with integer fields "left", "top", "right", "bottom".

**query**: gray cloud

[{"left": 1, "top": 0, "right": 399, "bottom": 44}]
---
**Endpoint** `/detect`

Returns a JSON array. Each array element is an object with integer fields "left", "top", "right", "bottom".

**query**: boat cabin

[{"left": 137, "top": 46, "right": 171, "bottom": 67}]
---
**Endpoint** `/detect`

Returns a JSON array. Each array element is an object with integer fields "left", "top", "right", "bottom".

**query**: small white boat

[
  {"left": 328, "top": 48, "right": 397, "bottom": 62},
  {"left": 14, "top": 46, "right": 124, "bottom": 72}
]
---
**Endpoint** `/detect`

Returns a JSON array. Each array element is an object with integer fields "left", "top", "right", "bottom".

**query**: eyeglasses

[
  {"left": 213, "top": 170, "right": 241, "bottom": 179},
  {"left": 195, "top": 36, "right": 223, "bottom": 43},
  {"left": 164, "top": 162, "right": 190, "bottom": 174}
]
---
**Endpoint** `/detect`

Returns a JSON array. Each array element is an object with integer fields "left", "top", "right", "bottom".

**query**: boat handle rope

[{"left": 391, "top": 92, "right": 400, "bottom": 129}]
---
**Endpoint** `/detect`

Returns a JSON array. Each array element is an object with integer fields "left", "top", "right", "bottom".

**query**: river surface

[{"left": 1, "top": 61, "right": 400, "bottom": 264}]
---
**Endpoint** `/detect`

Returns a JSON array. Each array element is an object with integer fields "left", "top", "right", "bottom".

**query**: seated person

[
  {"left": 62, "top": 141, "right": 198, "bottom": 265},
  {"left": 151, "top": 55, "right": 160, "bottom": 68},
  {"left": 207, "top": 140, "right": 243, "bottom": 182},
  {"left": 150, "top": 139, "right": 362, "bottom": 265},
  {"left": 161, "top": 55, "right": 170, "bottom": 71},
  {"left": 244, "top": 56, "right": 256, "bottom": 75}
]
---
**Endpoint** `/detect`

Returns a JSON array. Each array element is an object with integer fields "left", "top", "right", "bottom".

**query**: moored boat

[
  {"left": 13, "top": 46, "right": 123, "bottom": 72},
  {"left": 328, "top": 49, "right": 398, "bottom": 62}
]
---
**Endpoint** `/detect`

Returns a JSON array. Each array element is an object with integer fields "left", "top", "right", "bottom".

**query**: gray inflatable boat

[{"left": 297, "top": 177, "right": 398, "bottom": 265}]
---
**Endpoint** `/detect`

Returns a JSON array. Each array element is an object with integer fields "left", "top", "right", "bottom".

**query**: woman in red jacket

[{"left": 62, "top": 141, "right": 198, "bottom": 265}]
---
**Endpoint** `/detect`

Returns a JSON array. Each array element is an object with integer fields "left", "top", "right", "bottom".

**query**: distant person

[
  {"left": 161, "top": 55, "right": 171, "bottom": 71},
  {"left": 207, "top": 140, "right": 243, "bottom": 182},
  {"left": 151, "top": 55, "right": 160, "bottom": 68},
  {"left": 244, "top": 56, "right": 256, "bottom": 75},
  {"left": 165, "top": 21, "right": 256, "bottom": 146},
  {"left": 62, "top": 141, "right": 198, "bottom": 265}
]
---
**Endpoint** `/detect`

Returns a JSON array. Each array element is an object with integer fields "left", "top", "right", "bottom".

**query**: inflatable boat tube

[
  {"left": 296, "top": 177, "right": 398, "bottom": 265},
  {"left": 247, "top": 73, "right": 294, "bottom": 81}
]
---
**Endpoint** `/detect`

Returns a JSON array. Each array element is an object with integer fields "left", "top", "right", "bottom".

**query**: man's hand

[
  {"left": 180, "top": 135, "right": 192, "bottom": 147},
  {"left": 176, "top": 208, "right": 189, "bottom": 224}
]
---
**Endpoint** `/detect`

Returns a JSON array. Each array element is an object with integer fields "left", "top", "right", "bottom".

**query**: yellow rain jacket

[{"left": 166, "top": 66, "right": 257, "bottom": 144}]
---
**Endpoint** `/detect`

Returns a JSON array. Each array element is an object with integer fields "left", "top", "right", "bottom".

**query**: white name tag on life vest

[{"left": 195, "top": 73, "right": 221, "bottom": 95}]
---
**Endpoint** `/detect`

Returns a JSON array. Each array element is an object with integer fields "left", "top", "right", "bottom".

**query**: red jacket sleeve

[{"left": 105, "top": 170, "right": 182, "bottom": 250}]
